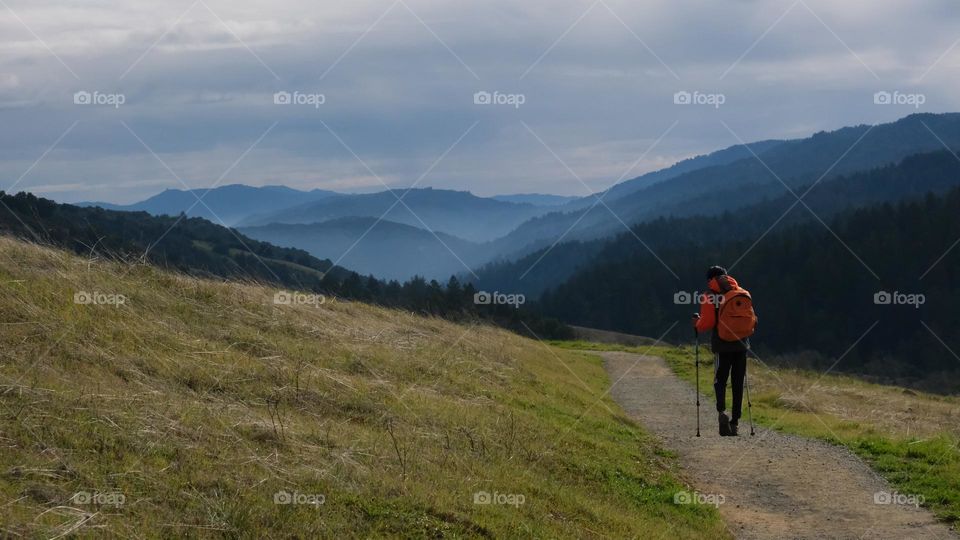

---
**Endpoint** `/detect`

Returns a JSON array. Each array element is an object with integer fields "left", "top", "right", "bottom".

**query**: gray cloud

[{"left": 0, "top": 0, "right": 958, "bottom": 203}]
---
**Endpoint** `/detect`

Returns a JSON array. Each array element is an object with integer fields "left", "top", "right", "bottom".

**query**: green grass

[
  {"left": 551, "top": 340, "right": 960, "bottom": 524},
  {"left": 0, "top": 238, "right": 727, "bottom": 538}
]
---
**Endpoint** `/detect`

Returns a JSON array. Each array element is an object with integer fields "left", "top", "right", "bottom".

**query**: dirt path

[{"left": 602, "top": 351, "right": 957, "bottom": 540}]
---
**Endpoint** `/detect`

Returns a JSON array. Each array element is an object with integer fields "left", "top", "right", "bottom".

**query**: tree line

[{"left": 535, "top": 186, "right": 960, "bottom": 393}]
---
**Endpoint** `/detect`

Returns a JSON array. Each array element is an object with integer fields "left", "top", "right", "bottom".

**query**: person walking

[{"left": 692, "top": 266, "right": 757, "bottom": 436}]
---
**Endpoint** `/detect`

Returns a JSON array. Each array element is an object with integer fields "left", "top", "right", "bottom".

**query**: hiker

[{"left": 692, "top": 266, "right": 757, "bottom": 436}]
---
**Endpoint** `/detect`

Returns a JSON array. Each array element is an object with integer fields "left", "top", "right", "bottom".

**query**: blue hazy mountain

[
  {"left": 80, "top": 184, "right": 338, "bottom": 226},
  {"left": 240, "top": 217, "right": 486, "bottom": 281},
  {"left": 238, "top": 188, "right": 554, "bottom": 242},
  {"left": 491, "top": 193, "right": 580, "bottom": 206}
]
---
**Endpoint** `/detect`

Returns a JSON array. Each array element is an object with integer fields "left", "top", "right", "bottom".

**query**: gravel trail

[{"left": 602, "top": 351, "right": 956, "bottom": 540}]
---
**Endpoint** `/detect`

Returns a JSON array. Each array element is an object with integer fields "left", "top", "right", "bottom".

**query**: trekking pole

[
  {"left": 744, "top": 361, "right": 756, "bottom": 436},
  {"left": 693, "top": 326, "right": 700, "bottom": 437}
]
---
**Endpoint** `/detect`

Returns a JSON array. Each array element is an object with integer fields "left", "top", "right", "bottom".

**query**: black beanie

[{"left": 706, "top": 265, "right": 727, "bottom": 280}]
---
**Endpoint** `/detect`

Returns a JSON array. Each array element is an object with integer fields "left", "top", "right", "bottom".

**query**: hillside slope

[
  {"left": 489, "top": 113, "right": 960, "bottom": 259},
  {"left": 477, "top": 147, "right": 960, "bottom": 301},
  {"left": 0, "top": 191, "right": 348, "bottom": 290},
  {"left": 0, "top": 191, "right": 573, "bottom": 341},
  {"left": 0, "top": 237, "right": 725, "bottom": 538},
  {"left": 560, "top": 138, "right": 785, "bottom": 212}
]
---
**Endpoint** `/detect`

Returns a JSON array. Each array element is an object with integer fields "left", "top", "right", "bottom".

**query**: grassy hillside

[
  {"left": 554, "top": 341, "right": 960, "bottom": 524},
  {"left": 0, "top": 237, "right": 726, "bottom": 538},
  {"left": 0, "top": 190, "right": 350, "bottom": 289},
  {"left": 0, "top": 191, "right": 573, "bottom": 341}
]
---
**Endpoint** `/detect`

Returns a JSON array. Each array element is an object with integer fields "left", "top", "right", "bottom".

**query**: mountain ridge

[
  {"left": 237, "top": 187, "right": 554, "bottom": 242},
  {"left": 79, "top": 184, "right": 339, "bottom": 226},
  {"left": 475, "top": 146, "right": 960, "bottom": 299},
  {"left": 484, "top": 113, "right": 960, "bottom": 259}
]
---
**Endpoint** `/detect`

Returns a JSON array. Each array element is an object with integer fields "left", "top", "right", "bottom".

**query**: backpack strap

[
  {"left": 713, "top": 291, "right": 721, "bottom": 330},
  {"left": 711, "top": 276, "right": 731, "bottom": 328}
]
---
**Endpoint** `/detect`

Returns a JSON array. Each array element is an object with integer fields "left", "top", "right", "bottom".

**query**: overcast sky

[{"left": 1, "top": 0, "right": 958, "bottom": 203}]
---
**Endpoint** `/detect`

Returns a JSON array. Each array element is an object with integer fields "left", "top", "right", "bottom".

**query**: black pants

[{"left": 714, "top": 351, "right": 747, "bottom": 423}]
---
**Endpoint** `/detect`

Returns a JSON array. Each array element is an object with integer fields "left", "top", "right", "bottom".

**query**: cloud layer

[{"left": 1, "top": 0, "right": 958, "bottom": 203}]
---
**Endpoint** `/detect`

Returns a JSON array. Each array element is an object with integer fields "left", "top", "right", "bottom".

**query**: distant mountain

[
  {"left": 489, "top": 113, "right": 960, "bottom": 258},
  {"left": 80, "top": 184, "right": 338, "bottom": 226},
  {"left": 238, "top": 188, "right": 553, "bottom": 242},
  {"left": 475, "top": 147, "right": 960, "bottom": 298},
  {"left": 611, "top": 113, "right": 960, "bottom": 223},
  {"left": 240, "top": 217, "right": 486, "bottom": 281},
  {"left": 491, "top": 193, "right": 580, "bottom": 206},
  {"left": 561, "top": 139, "right": 785, "bottom": 211}
]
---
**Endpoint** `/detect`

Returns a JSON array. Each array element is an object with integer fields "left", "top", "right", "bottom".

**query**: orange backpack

[{"left": 715, "top": 287, "right": 757, "bottom": 342}]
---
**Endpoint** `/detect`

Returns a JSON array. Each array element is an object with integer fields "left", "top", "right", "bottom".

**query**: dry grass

[
  {"left": 0, "top": 237, "right": 726, "bottom": 538},
  {"left": 747, "top": 366, "right": 960, "bottom": 441}
]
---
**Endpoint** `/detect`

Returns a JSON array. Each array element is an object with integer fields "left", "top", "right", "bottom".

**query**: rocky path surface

[{"left": 602, "top": 351, "right": 956, "bottom": 540}]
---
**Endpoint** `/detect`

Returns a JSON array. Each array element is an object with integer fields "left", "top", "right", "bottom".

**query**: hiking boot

[
  {"left": 718, "top": 412, "right": 731, "bottom": 436},
  {"left": 729, "top": 422, "right": 739, "bottom": 436}
]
